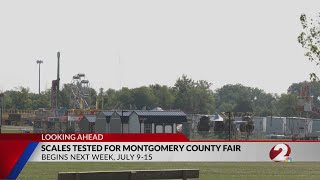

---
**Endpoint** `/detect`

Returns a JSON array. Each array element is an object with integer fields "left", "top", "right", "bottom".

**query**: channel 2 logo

[{"left": 269, "top": 143, "right": 293, "bottom": 162}]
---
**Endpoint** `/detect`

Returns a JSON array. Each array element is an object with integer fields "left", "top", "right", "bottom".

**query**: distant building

[
  {"left": 285, "top": 117, "right": 312, "bottom": 135},
  {"left": 95, "top": 111, "right": 113, "bottom": 133},
  {"left": 252, "top": 116, "right": 314, "bottom": 135},
  {"left": 94, "top": 110, "right": 187, "bottom": 134},
  {"left": 79, "top": 115, "right": 96, "bottom": 133},
  {"left": 109, "top": 111, "right": 131, "bottom": 133},
  {"left": 134, "top": 110, "right": 186, "bottom": 134},
  {"left": 313, "top": 119, "right": 320, "bottom": 132},
  {"left": 265, "top": 116, "right": 285, "bottom": 134},
  {"left": 253, "top": 117, "right": 266, "bottom": 133}
]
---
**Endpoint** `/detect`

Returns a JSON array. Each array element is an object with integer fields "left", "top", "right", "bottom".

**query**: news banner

[
  {"left": 38, "top": 143, "right": 241, "bottom": 161},
  {"left": 1, "top": 133, "right": 320, "bottom": 179}
]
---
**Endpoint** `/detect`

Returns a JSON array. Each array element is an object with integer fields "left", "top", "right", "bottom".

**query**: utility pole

[
  {"left": 36, "top": 60, "right": 43, "bottom": 94},
  {"left": 57, "top": 53, "right": 60, "bottom": 89},
  {"left": 57, "top": 52, "right": 60, "bottom": 109}
]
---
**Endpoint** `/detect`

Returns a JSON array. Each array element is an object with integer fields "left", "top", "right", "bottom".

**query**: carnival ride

[
  {"left": 70, "top": 73, "right": 90, "bottom": 110},
  {"left": 34, "top": 52, "right": 96, "bottom": 133}
]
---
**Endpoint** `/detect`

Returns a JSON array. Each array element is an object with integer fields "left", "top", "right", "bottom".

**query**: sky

[{"left": 1, "top": 0, "right": 320, "bottom": 94}]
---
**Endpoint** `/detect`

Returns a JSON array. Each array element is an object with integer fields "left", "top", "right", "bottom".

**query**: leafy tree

[
  {"left": 298, "top": 13, "right": 320, "bottom": 81},
  {"left": 117, "top": 87, "right": 134, "bottom": 109},
  {"left": 215, "top": 84, "right": 275, "bottom": 116},
  {"left": 192, "top": 80, "right": 215, "bottom": 114},
  {"left": 59, "top": 84, "right": 72, "bottom": 109},
  {"left": 6, "top": 87, "right": 32, "bottom": 110},
  {"left": 274, "top": 94, "right": 298, "bottom": 117},
  {"left": 173, "top": 75, "right": 195, "bottom": 113},
  {"left": 131, "top": 86, "right": 156, "bottom": 109},
  {"left": 233, "top": 98, "right": 253, "bottom": 112},
  {"left": 149, "top": 84, "right": 175, "bottom": 109},
  {"left": 251, "top": 88, "right": 275, "bottom": 116},
  {"left": 215, "top": 84, "right": 253, "bottom": 113},
  {"left": 103, "top": 88, "right": 118, "bottom": 109},
  {"left": 96, "top": 88, "right": 104, "bottom": 109},
  {"left": 30, "top": 90, "right": 51, "bottom": 109},
  {"left": 173, "top": 75, "right": 215, "bottom": 114},
  {"left": 88, "top": 87, "right": 97, "bottom": 109},
  {"left": 4, "top": 88, "right": 50, "bottom": 110},
  {"left": 3, "top": 91, "right": 13, "bottom": 109},
  {"left": 6, "top": 76, "right": 312, "bottom": 118}
]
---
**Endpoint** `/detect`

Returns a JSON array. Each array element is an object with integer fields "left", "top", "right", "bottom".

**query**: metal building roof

[
  {"left": 83, "top": 115, "right": 96, "bottom": 123},
  {"left": 115, "top": 111, "right": 132, "bottom": 116},
  {"left": 134, "top": 110, "right": 186, "bottom": 117},
  {"left": 101, "top": 111, "right": 114, "bottom": 117},
  {"left": 98, "top": 110, "right": 186, "bottom": 117}
]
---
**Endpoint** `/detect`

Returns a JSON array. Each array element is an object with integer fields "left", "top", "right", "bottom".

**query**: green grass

[{"left": 18, "top": 162, "right": 320, "bottom": 180}]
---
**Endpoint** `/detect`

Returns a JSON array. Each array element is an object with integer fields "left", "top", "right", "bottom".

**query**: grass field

[{"left": 18, "top": 162, "right": 320, "bottom": 180}]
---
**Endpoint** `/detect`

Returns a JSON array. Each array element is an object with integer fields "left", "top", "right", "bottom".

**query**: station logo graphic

[{"left": 269, "top": 143, "right": 293, "bottom": 162}]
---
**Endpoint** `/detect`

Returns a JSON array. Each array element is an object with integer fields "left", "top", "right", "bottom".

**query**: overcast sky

[{"left": 1, "top": 0, "right": 320, "bottom": 94}]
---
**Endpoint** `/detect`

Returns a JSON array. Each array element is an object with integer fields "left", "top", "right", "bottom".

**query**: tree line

[
  {"left": 2, "top": 75, "right": 320, "bottom": 118},
  {"left": 3, "top": 12, "right": 320, "bottom": 119}
]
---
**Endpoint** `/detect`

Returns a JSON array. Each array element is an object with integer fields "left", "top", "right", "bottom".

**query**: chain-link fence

[{"left": 182, "top": 114, "right": 320, "bottom": 140}]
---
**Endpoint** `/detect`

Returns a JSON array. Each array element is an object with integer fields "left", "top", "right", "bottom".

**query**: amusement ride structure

[
  {"left": 70, "top": 73, "right": 90, "bottom": 110},
  {"left": 34, "top": 52, "right": 96, "bottom": 133}
]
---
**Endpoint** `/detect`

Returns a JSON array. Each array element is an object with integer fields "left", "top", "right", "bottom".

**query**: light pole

[{"left": 36, "top": 60, "right": 43, "bottom": 94}]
